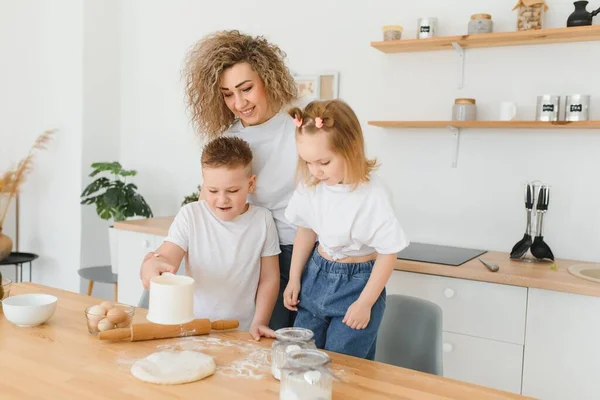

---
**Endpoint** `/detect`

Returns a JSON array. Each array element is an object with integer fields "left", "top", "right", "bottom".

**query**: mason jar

[
  {"left": 452, "top": 98, "right": 477, "bottom": 121},
  {"left": 271, "top": 328, "right": 316, "bottom": 380},
  {"left": 280, "top": 349, "right": 333, "bottom": 400}
]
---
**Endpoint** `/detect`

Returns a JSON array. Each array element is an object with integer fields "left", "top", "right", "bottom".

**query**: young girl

[{"left": 283, "top": 99, "right": 409, "bottom": 360}]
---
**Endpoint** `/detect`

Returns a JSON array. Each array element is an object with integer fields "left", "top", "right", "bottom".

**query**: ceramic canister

[
  {"left": 417, "top": 17, "right": 438, "bottom": 39},
  {"left": 536, "top": 95, "right": 560, "bottom": 122},
  {"left": 146, "top": 272, "right": 195, "bottom": 325}
]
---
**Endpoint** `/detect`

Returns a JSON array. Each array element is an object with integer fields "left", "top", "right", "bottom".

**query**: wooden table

[{"left": 0, "top": 283, "right": 531, "bottom": 399}]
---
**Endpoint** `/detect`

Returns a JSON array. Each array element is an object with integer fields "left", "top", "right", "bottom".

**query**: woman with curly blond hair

[{"left": 184, "top": 30, "right": 300, "bottom": 331}]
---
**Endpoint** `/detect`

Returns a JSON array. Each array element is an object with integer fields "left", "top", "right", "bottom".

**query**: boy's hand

[
  {"left": 249, "top": 323, "right": 276, "bottom": 341},
  {"left": 283, "top": 280, "right": 301, "bottom": 311},
  {"left": 140, "top": 254, "right": 177, "bottom": 290},
  {"left": 343, "top": 300, "right": 372, "bottom": 330}
]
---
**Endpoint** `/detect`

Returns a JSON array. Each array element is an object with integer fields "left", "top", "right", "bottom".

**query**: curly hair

[
  {"left": 183, "top": 30, "right": 298, "bottom": 139},
  {"left": 288, "top": 99, "right": 378, "bottom": 188}
]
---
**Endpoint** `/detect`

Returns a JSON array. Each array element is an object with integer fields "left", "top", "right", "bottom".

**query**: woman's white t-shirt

[
  {"left": 225, "top": 111, "right": 298, "bottom": 245},
  {"left": 164, "top": 201, "right": 281, "bottom": 330},
  {"left": 284, "top": 175, "right": 410, "bottom": 261}
]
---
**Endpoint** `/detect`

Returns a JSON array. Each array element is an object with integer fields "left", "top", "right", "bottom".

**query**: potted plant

[
  {"left": 80, "top": 162, "right": 153, "bottom": 275},
  {"left": 0, "top": 130, "right": 55, "bottom": 262},
  {"left": 181, "top": 184, "right": 201, "bottom": 206}
]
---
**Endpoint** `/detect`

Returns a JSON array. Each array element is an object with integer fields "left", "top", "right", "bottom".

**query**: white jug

[{"left": 146, "top": 273, "right": 195, "bottom": 325}]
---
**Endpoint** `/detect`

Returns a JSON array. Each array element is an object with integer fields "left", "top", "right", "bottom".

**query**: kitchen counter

[
  {"left": 0, "top": 283, "right": 528, "bottom": 399},
  {"left": 114, "top": 217, "right": 600, "bottom": 298}
]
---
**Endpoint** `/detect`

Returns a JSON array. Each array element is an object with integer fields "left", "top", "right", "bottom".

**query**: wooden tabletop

[
  {"left": 0, "top": 283, "right": 529, "bottom": 399},
  {"left": 114, "top": 217, "right": 600, "bottom": 298}
]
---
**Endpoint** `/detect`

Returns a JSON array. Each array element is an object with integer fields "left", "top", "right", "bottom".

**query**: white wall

[
  {"left": 0, "top": 0, "right": 83, "bottom": 290},
  {"left": 118, "top": 0, "right": 600, "bottom": 263},
  {"left": 79, "top": 0, "right": 121, "bottom": 299}
]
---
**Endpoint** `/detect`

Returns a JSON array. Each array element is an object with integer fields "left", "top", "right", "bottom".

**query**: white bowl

[{"left": 2, "top": 294, "right": 58, "bottom": 327}]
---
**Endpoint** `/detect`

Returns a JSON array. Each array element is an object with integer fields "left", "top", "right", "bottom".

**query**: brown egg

[
  {"left": 99, "top": 301, "right": 114, "bottom": 312},
  {"left": 106, "top": 307, "right": 128, "bottom": 324},
  {"left": 87, "top": 305, "right": 107, "bottom": 322},
  {"left": 116, "top": 317, "right": 131, "bottom": 329},
  {"left": 97, "top": 318, "right": 115, "bottom": 332}
]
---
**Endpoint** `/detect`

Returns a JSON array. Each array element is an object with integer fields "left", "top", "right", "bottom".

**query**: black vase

[{"left": 567, "top": 1, "right": 600, "bottom": 27}]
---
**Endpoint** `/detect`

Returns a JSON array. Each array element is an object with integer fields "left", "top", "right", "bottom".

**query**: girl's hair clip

[
  {"left": 314, "top": 117, "right": 323, "bottom": 128},
  {"left": 293, "top": 116, "right": 303, "bottom": 128}
]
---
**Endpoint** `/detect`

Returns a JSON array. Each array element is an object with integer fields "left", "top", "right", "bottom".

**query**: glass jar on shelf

[
  {"left": 271, "top": 327, "right": 316, "bottom": 380},
  {"left": 468, "top": 14, "right": 493, "bottom": 34},
  {"left": 382, "top": 25, "right": 403, "bottom": 41},
  {"left": 513, "top": 0, "right": 548, "bottom": 31},
  {"left": 452, "top": 98, "right": 477, "bottom": 121},
  {"left": 280, "top": 349, "right": 333, "bottom": 400}
]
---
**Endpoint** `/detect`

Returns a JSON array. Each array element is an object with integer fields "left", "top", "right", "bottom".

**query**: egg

[
  {"left": 97, "top": 318, "right": 115, "bottom": 332},
  {"left": 87, "top": 305, "right": 107, "bottom": 322},
  {"left": 99, "top": 301, "right": 114, "bottom": 311},
  {"left": 87, "top": 319, "right": 99, "bottom": 331},
  {"left": 106, "top": 307, "right": 128, "bottom": 324},
  {"left": 116, "top": 317, "right": 131, "bottom": 329}
]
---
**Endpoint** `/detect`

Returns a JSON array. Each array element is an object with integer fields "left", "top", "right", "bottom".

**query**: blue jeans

[
  {"left": 269, "top": 244, "right": 297, "bottom": 330},
  {"left": 293, "top": 248, "right": 386, "bottom": 360}
]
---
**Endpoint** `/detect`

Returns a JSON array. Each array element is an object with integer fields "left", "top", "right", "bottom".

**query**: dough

[{"left": 130, "top": 350, "right": 216, "bottom": 385}]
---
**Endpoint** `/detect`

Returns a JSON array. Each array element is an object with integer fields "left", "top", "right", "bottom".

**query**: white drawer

[
  {"left": 387, "top": 270, "right": 527, "bottom": 345},
  {"left": 443, "top": 332, "right": 523, "bottom": 394}
]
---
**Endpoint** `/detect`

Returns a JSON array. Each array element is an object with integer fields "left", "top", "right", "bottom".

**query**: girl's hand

[
  {"left": 343, "top": 300, "right": 372, "bottom": 330},
  {"left": 249, "top": 323, "right": 276, "bottom": 341},
  {"left": 283, "top": 280, "right": 301, "bottom": 311}
]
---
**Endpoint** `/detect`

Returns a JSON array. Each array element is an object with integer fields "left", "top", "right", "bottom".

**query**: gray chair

[
  {"left": 138, "top": 289, "right": 149, "bottom": 309},
  {"left": 78, "top": 266, "right": 118, "bottom": 302},
  {"left": 375, "top": 294, "right": 443, "bottom": 376}
]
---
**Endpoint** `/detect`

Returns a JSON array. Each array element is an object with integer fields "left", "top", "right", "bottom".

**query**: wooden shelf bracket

[
  {"left": 451, "top": 42, "right": 465, "bottom": 89},
  {"left": 447, "top": 125, "right": 461, "bottom": 168}
]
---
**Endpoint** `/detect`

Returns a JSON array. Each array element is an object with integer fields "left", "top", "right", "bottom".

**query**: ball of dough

[{"left": 131, "top": 351, "right": 216, "bottom": 385}]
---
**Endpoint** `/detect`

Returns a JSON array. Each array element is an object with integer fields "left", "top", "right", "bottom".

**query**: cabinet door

[
  {"left": 116, "top": 230, "right": 160, "bottom": 306},
  {"left": 387, "top": 271, "right": 527, "bottom": 344},
  {"left": 443, "top": 332, "right": 523, "bottom": 394},
  {"left": 522, "top": 288, "right": 600, "bottom": 400}
]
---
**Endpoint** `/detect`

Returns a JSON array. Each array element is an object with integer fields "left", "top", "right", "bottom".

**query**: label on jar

[
  {"left": 542, "top": 104, "right": 555, "bottom": 112},
  {"left": 570, "top": 104, "right": 583, "bottom": 112},
  {"left": 420, "top": 26, "right": 431, "bottom": 32}
]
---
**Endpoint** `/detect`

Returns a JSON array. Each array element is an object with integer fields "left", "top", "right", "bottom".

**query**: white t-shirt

[
  {"left": 225, "top": 111, "right": 298, "bottom": 245},
  {"left": 164, "top": 201, "right": 281, "bottom": 330},
  {"left": 284, "top": 175, "right": 409, "bottom": 261}
]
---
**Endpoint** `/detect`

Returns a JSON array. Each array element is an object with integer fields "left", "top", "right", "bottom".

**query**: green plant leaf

[
  {"left": 90, "top": 162, "right": 123, "bottom": 177},
  {"left": 80, "top": 177, "right": 110, "bottom": 198},
  {"left": 103, "top": 187, "right": 122, "bottom": 207}
]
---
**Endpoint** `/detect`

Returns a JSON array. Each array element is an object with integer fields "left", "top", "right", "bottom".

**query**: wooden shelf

[
  {"left": 368, "top": 120, "right": 600, "bottom": 129},
  {"left": 371, "top": 25, "right": 600, "bottom": 53}
]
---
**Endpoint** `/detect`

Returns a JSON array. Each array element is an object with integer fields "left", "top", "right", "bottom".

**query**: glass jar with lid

[
  {"left": 271, "top": 327, "right": 316, "bottom": 380},
  {"left": 382, "top": 25, "right": 403, "bottom": 41},
  {"left": 452, "top": 98, "right": 477, "bottom": 121},
  {"left": 280, "top": 349, "right": 333, "bottom": 400},
  {"left": 468, "top": 14, "right": 493, "bottom": 34}
]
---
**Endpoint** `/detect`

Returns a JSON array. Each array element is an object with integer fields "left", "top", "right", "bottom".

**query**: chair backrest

[{"left": 375, "top": 294, "right": 443, "bottom": 375}]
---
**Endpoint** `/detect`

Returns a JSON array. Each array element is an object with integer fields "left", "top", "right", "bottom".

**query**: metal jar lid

[{"left": 275, "top": 327, "right": 314, "bottom": 342}]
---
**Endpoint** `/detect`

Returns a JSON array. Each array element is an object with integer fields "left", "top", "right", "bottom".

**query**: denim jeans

[
  {"left": 293, "top": 248, "right": 386, "bottom": 360},
  {"left": 269, "top": 244, "right": 297, "bottom": 330}
]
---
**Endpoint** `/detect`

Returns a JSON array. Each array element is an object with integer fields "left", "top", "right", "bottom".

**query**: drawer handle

[
  {"left": 444, "top": 288, "right": 455, "bottom": 299},
  {"left": 443, "top": 343, "right": 453, "bottom": 353}
]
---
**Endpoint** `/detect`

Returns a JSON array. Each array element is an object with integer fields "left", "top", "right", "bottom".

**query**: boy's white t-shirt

[
  {"left": 164, "top": 201, "right": 281, "bottom": 330},
  {"left": 284, "top": 175, "right": 409, "bottom": 261},
  {"left": 225, "top": 111, "right": 298, "bottom": 245}
]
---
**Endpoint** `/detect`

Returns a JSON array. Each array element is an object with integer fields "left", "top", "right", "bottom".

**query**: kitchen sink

[{"left": 568, "top": 264, "right": 600, "bottom": 283}]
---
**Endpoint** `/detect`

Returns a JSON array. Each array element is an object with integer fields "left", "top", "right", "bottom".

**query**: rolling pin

[{"left": 97, "top": 319, "right": 239, "bottom": 342}]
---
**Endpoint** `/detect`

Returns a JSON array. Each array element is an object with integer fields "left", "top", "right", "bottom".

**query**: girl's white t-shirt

[
  {"left": 225, "top": 111, "right": 298, "bottom": 245},
  {"left": 284, "top": 175, "right": 410, "bottom": 261},
  {"left": 164, "top": 201, "right": 281, "bottom": 330}
]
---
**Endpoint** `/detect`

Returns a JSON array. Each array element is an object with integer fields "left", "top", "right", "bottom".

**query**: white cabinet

[
  {"left": 442, "top": 332, "right": 523, "bottom": 394},
  {"left": 115, "top": 230, "right": 162, "bottom": 306},
  {"left": 522, "top": 288, "right": 600, "bottom": 400},
  {"left": 386, "top": 270, "right": 526, "bottom": 394},
  {"left": 387, "top": 271, "right": 527, "bottom": 345}
]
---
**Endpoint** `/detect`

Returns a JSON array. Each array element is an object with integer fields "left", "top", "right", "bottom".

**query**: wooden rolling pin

[{"left": 97, "top": 319, "right": 239, "bottom": 342}]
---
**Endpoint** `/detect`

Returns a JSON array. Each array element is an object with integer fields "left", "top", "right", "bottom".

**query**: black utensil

[
  {"left": 510, "top": 183, "right": 534, "bottom": 259},
  {"left": 530, "top": 185, "right": 555, "bottom": 261}
]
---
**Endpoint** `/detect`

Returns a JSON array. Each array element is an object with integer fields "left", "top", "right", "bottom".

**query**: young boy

[{"left": 140, "top": 137, "right": 281, "bottom": 340}]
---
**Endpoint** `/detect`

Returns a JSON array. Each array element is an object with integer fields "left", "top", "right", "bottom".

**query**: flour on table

[{"left": 130, "top": 350, "right": 216, "bottom": 385}]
